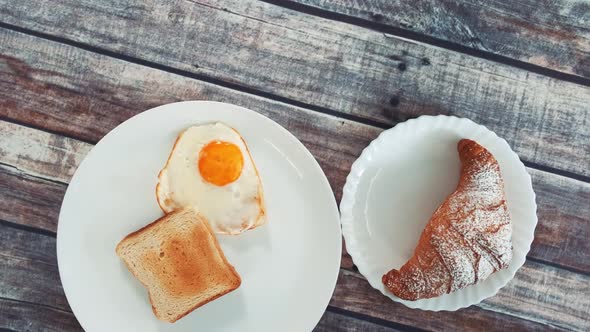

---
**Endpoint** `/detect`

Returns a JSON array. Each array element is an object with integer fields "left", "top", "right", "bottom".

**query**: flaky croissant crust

[{"left": 382, "top": 139, "right": 512, "bottom": 301}]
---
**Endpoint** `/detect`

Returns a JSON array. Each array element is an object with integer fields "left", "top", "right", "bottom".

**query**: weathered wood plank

[
  {"left": 0, "top": 298, "right": 81, "bottom": 332},
  {"left": 332, "top": 265, "right": 588, "bottom": 331},
  {"left": 0, "top": 223, "right": 81, "bottom": 330},
  {"left": 480, "top": 262, "right": 590, "bottom": 331},
  {"left": 0, "top": 164, "right": 64, "bottom": 233},
  {"left": 0, "top": 224, "right": 69, "bottom": 312},
  {"left": 314, "top": 309, "right": 403, "bottom": 332},
  {"left": 528, "top": 169, "right": 590, "bottom": 271},
  {"left": 283, "top": 0, "right": 590, "bottom": 78},
  {"left": 0, "top": 1, "right": 589, "bottom": 176},
  {"left": 0, "top": 218, "right": 580, "bottom": 331},
  {"left": 0, "top": 120, "right": 90, "bottom": 183}
]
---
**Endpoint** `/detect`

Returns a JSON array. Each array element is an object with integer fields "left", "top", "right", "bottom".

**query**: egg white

[{"left": 156, "top": 122, "right": 265, "bottom": 234}]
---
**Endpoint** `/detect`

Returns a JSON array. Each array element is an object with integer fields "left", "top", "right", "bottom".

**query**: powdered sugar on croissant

[{"left": 382, "top": 139, "right": 512, "bottom": 301}]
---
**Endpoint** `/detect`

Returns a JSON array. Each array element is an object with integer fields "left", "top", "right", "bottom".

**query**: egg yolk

[{"left": 198, "top": 141, "right": 244, "bottom": 186}]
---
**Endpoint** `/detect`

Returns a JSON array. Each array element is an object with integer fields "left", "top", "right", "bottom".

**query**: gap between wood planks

[
  {"left": 0, "top": 219, "right": 58, "bottom": 238},
  {"left": 0, "top": 296, "right": 71, "bottom": 315},
  {"left": 520, "top": 161, "right": 590, "bottom": 184},
  {"left": 258, "top": 0, "right": 590, "bottom": 87},
  {"left": 325, "top": 305, "right": 426, "bottom": 332},
  {"left": 0, "top": 23, "right": 588, "bottom": 184}
]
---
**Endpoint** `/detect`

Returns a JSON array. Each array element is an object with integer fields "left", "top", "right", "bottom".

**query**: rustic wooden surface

[
  {"left": 2, "top": 0, "right": 590, "bottom": 178},
  {"left": 0, "top": 0, "right": 589, "bottom": 331},
  {"left": 276, "top": 0, "right": 590, "bottom": 80}
]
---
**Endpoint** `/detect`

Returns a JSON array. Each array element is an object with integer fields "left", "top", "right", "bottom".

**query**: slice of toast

[{"left": 116, "top": 208, "right": 241, "bottom": 323}]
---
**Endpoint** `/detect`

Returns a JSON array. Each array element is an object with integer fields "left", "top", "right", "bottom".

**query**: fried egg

[{"left": 156, "top": 122, "right": 265, "bottom": 235}]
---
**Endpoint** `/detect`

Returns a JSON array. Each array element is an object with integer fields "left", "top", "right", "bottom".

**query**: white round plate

[
  {"left": 340, "top": 115, "right": 537, "bottom": 311},
  {"left": 57, "top": 101, "right": 342, "bottom": 331}
]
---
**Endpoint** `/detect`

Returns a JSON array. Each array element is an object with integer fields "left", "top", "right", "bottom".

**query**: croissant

[{"left": 382, "top": 139, "right": 512, "bottom": 301}]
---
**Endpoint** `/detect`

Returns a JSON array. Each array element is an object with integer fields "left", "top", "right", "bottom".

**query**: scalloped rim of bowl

[{"left": 340, "top": 115, "right": 537, "bottom": 311}]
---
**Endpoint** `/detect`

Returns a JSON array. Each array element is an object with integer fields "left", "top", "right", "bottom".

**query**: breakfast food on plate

[
  {"left": 116, "top": 208, "right": 241, "bottom": 322},
  {"left": 156, "top": 122, "right": 265, "bottom": 235},
  {"left": 382, "top": 139, "right": 512, "bottom": 301}
]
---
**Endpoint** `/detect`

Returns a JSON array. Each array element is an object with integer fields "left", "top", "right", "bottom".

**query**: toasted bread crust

[
  {"left": 165, "top": 278, "right": 241, "bottom": 323},
  {"left": 115, "top": 212, "right": 172, "bottom": 253},
  {"left": 116, "top": 209, "right": 242, "bottom": 323}
]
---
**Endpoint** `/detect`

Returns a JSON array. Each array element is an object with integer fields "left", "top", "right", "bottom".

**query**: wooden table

[{"left": 1, "top": 1, "right": 589, "bottom": 331}]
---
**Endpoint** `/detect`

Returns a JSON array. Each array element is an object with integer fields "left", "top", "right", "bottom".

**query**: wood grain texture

[
  {"left": 283, "top": 0, "right": 590, "bottom": 78},
  {"left": 1, "top": 30, "right": 588, "bottom": 273},
  {"left": 0, "top": 164, "right": 65, "bottom": 233},
  {"left": 332, "top": 267, "right": 588, "bottom": 331},
  {"left": 0, "top": 297, "right": 81, "bottom": 332},
  {"left": 314, "top": 309, "right": 402, "bottom": 332},
  {"left": 1, "top": 1, "right": 589, "bottom": 177},
  {"left": 0, "top": 224, "right": 69, "bottom": 312},
  {"left": 528, "top": 169, "right": 590, "bottom": 272},
  {"left": 480, "top": 262, "right": 590, "bottom": 331},
  {"left": 0, "top": 122, "right": 89, "bottom": 184}
]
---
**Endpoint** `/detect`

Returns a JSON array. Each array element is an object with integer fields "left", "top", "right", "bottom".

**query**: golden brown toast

[{"left": 116, "top": 208, "right": 241, "bottom": 322}]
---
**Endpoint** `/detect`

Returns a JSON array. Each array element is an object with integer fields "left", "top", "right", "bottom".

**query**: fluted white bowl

[{"left": 340, "top": 115, "right": 537, "bottom": 310}]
